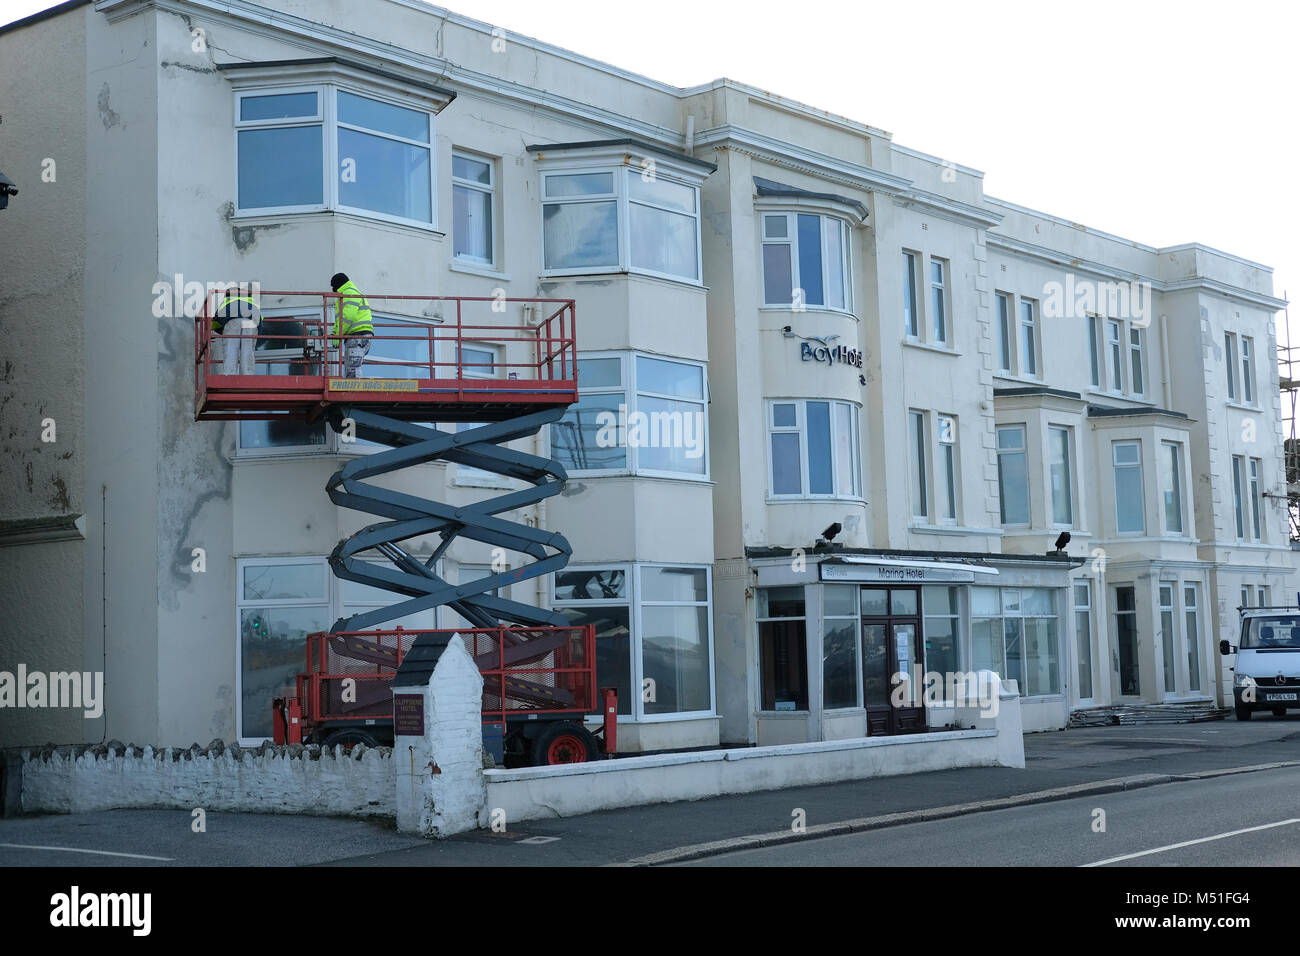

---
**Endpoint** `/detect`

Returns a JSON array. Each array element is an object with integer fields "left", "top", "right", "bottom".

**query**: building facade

[{"left": 0, "top": 0, "right": 1291, "bottom": 751}]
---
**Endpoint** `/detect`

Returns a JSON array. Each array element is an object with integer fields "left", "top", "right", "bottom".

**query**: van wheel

[
  {"left": 1235, "top": 705, "right": 1252, "bottom": 721},
  {"left": 1272, "top": 707, "right": 1287, "bottom": 717}
]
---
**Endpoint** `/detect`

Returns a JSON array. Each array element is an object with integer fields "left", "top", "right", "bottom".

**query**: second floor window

[
  {"left": 1241, "top": 335, "right": 1255, "bottom": 405},
  {"left": 1225, "top": 332, "right": 1239, "bottom": 401},
  {"left": 1048, "top": 425, "right": 1073, "bottom": 527},
  {"left": 768, "top": 399, "right": 861, "bottom": 499},
  {"left": 762, "top": 213, "right": 851, "bottom": 311},
  {"left": 930, "top": 258, "right": 949, "bottom": 344},
  {"left": 541, "top": 169, "right": 701, "bottom": 281},
  {"left": 996, "top": 425, "right": 1029, "bottom": 526},
  {"left": 451, "top": 152, "right": 494, "bottom": 265},
  {"left": 996, "top": 293, "right": 1013, "bottom": 372},
  {"left": 235, "top": 86, "right": 436, "bottom": 225},
  {"left": 903, "top": 251, "right": 920, "bottom": 336},
  {"left": 1113, "top": 441, "right": 1144, "bottom": 534},
  {"left": 1129, "top": 327, "right": 1145, "bottom": 396},
  {"left": 1019, "top": 298, "right": 1038, "bottom": 376}
]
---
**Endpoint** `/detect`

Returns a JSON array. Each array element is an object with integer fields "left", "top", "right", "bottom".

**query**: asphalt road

[
  {"left": 686, "top": 763, "right": 1300, "bottom": 866},
  {"left": 2, "top": 718, "right": 1298, "bottom": 866}
]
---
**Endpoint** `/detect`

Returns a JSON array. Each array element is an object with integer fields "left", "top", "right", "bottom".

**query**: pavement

[{"left": 2, "top": 717, "right": 1298, "bottom": 867}]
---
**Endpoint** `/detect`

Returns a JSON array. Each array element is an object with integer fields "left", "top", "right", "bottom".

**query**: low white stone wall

[
  {"left": 20, "top": 742, "right": 395, "bottom": 817},
  {"left": 485, "top": 684, "right": 1025, "bottom": 825}
]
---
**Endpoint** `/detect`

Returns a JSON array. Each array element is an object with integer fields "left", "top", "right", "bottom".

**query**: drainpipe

[
  {"left": 1159, "top": 313, "right": 1171, "bottom": 408},
  {"left": 684, "top": 114, "right": 696, "bottom": 156}
]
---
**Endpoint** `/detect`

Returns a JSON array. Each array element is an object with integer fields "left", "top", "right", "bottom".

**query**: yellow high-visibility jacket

[{"left": 332, "top": 281, "right": 373, "bottom": 337}]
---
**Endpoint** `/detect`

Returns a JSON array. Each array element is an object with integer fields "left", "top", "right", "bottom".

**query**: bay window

[
  {"left": 996, "top": 425, "right": 1029, "bottom": 526},
  {"left": 235, "top": 85, "right": 438, "bottom": 225},
  {"left": 1113, "top": 441, "right": 1145, "bottom": 534},
  {"left": 761, "top": 212, "right": 852, "bottom": 311},
  {"left": 1160, "top": 441, "right": 1184, "bottom": 534},
  {"left": 768, "top": 399, "right": 862, "bottom": 499},
  {"left": 1048, "top": 425, "right": 1073, "bottom": 527},
  {"left": 540, "top": 165, "right": 703, "bottom": 281},
  {"left": 972, "top": 587, "right": 1060, "bottom": 697},
  {"left": 550, "top": 352, "right": 708, "bottom": 478}
]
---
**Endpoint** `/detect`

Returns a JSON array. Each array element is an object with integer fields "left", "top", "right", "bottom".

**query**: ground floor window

[
  {"left": 1074, "top": 580, "right": 1094, "bottom": 700},
  {"left": 1114, "top": 585, "right": 1140, "bottom": 696},
  {"left": 923, "top": 586, "right": 961, "bottom": 695},
  {"left": 758, "top": 586, "right": 807, "bottom": 711},
  {"left": 236, "top": 557, "right": 438, "bottom": 742},
  {"left": 553, "top": 564, "right": 714, "bottom": 719},
  {"left": 971, "top": 587, "right": 1061, "bottom": 696}
]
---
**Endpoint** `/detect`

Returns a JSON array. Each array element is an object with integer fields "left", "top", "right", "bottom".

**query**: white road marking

[
  {"left": 0, "top": 843, "right": 174, "bottom": 861},
  {"left": 1084, "top": 818, "right": 1300, "bottom": 867},
  {"left": 516, "top": 836, "right": 560, "bottom": 845}
]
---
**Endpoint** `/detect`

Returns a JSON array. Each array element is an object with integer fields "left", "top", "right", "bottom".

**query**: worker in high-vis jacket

[
  {"left": 213, "top": 287, "right": 261, "bottom": 376},
  {"left": 330, "top": 272, "right": 373, "bottom": 378}
]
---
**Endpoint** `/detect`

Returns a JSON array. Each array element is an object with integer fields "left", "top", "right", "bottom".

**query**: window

[
  {"left": 1106, "top": 319, "right": 1123, "bottom": 392},
  {"left": 761, "top": 213, "right": 851, "bottom": 310},
  {"left": 910, "top": 410, "right": 929, "bottom": 518},
  {"left": 451, "top": 152, "right": 494, "bottom": 265},
  {"left": 1048, "top": 426, "right": 1073, "bottom": 527},
  {"left": 1113, "top": 441, "right": 1144, "bottom": 534},
  {"left": 972, "top": 587, "right": 1060, "bottom": 696},
  {"left": 1225, "top": 332, "right": 1239, "bottom": 401},
  {"left": 1088, "top": 316, "right": 1101, "bottom": 388},
  {"left": 1160, "top": 582, "right": 1177, "bottom": 694},
  {"left": 553, "top": 567, "right": 631, "bottom": 716},
  {"left": 1241, "top": 336, "right": 1255, "bottom": 405},
  {"left": 1129, "top": 327, "right": 1145, "bottom": 396},
  {"left": 456, "top": 342, "right": 498, "bottom": 378},
  {"left": 923, "top": 586, "right": 961, "bottom": 697},
  {"left": 1249, "top": 457, "right": 1262, "bottom": 540},
  {"left": 550, "top": 353, "right": 708, "bottom": 478},
  {"left": 758, "top": 586, "right": 807, "bottom": 711},
  {"left": 823, "top": 585, "right": 859, "bottom": 709},
  {"left": 235, "top": 558, "right": 436, "bottom": 741},
  {"left": 555, "top": 565, "right": 714, "bottom": 720},
  {"left": 1184, "top": 583, "right": 1201, "bottom": 692},
  {"left": 1258, "top": 585, "right": 1270, "bottom": 607},
  {"left": 937, "top": 414, "right": 959, "bottom": 522},
  {"left": 1115, "top": 585, "right": 1140, "bottom": 695},
  {"left": 1019, "top": 298, "right": 1038, "bottom": 377},
  {"left": 639, "top": 566, "right": 712, "bottom": 715},
  {"left": 768, "top": 399, "right": 861, "bottom": 498},
  {"left": 1074, "top": 581, "right": 1094, "bottom": 700},
  {"left": 1232, "top": 455, "right": 1246, "bottom": 539},
  {"left": 1241, "top": 585, "right": 1252, "bottom": 609},
  {"left": 930, "top": 258, "right": 949, "bottom": 344},
  {"left": 541, "top": 167, "right": 702, "bottom": 281},
  {"left": 452, "top": 422, "right": 511, "bottom": 487},
  {"left": 996, "top": 425, "right": 1029, "bottom": 526},
  {"left": 996, "top": 293, "right": 1013, "bottom": 373},
  {"left": 903, "top": 252, "right": 920, "bottom": 336},
  {"left": 1160, "top": 441, "right": 1184, "bottom": 534},
  {"left": 235, "top": 86, "right": 437, "bottom": 225}
]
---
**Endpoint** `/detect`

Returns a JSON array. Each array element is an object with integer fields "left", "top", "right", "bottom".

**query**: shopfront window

[
  {"left": 823, "top": 585, "right": 859, "bottom": 709},
  {"left": 923, "top": 586, "right": 960, "bottom": 691},
  {"left": 758, "top": 586, "right": 807, "bottom": 711}
]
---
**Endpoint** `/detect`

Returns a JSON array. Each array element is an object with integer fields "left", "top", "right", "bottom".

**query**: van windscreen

[{"left": 1242, "top": 617, "right": 1300, "bottom": 649}]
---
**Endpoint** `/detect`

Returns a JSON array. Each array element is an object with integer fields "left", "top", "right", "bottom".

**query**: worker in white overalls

[{"left": 212, "top": 289, "right": 261, "bottom": 375}]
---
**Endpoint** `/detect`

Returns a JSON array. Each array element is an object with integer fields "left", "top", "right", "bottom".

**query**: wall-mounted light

[
  {"left": 782, "top": 325, "right": 795, "bottom": 338},
  {"left": 858, "top": 374, "right": 866, "bottom": 386}
]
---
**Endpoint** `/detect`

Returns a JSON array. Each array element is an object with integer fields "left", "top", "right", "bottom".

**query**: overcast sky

[{"left": 5, "top": 0, "right": 1295, "bottom": 348}]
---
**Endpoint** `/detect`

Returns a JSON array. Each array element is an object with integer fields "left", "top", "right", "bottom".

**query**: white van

[{"left": 1221, "top": 607, "right": 1300, "bottom": 720}]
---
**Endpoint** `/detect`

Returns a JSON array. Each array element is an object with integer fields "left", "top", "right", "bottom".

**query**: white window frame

[
  {"left": 910, "top": 410, "right": 929, "bottom": 519},
  {"left": 1088, "top": 315, "right": 1102, "bottom": 389},
  {"left": 234, "top": 556, "right": 440, "bottom": 743},
  {"left": 1129, "top": 326, "right": 1146, "bottom": 397},
  {"left": 551, "top": 351, "right": 710, "bottom": 481},
  {"left": 233, "top": 84, "right": 438, "bottom": 230},
  {"left": 995, "top": 292, "right": 1013, "bottom": 373},
  {"left": 1183, "top": 582, "right": 1202, "bottom": 692},
  {"left": 1241, "top": 335, "right": 1255, "bottom": 406},
  {"left": 1160, "top": 440, "right": 1185, "bottom": 536},
  {"left": 1106, "top": 319, "right": 1124, "bottom": 394},
  {"left": 937, "top": 413, "right": 960, "bottom": 524},
  {"left": 1073, "top": 579, "right": 1095, "bottom": 703},
  {"left": 766, "top": 398, "right": 863, "bottom": 500},
  {"left": 760, "top": 211, "right": 853, "bottom": 313},
  {"left": 903, "top": 251, "right": 920, "bottom": 337},
  {"left": 929, "top": 256, "right": 950, "bottom": 346},
  {"left": 996, "top": 424, "right": 1030, "bottom": 527},
  {"left": 451, "top": 149, "right": 496, "bottom": 267},
  {"left": 1113, "top": 440, "right": 1145, "bottom": 535},
  {"left": 1048, "top": 424, "right": 1074, "bottom": 528},
  {"left": 1225, "top": 332, "right": 1239, "bottom": 401},
  {"left": 553, "top": 562, "right": 716, "bottom": 723},
  {"left": 1019, "top": 297, "right": 1039, "bottom": 377},
  {"left": 1249, "top": 456, "right": 1263, "bottom": 540},
  {"left": 1232, "top": 454, "right": 1247, "bottom": 539},
  {"left": 539, "top": 164, "right": 704, "bottom": 285}
]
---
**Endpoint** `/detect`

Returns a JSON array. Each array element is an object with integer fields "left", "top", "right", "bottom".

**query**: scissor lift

[{"left": 196, "top": 290, "right": 613, "bottom": 765}]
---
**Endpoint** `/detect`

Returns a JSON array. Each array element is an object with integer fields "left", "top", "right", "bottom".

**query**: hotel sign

[
  {"left": 799, "top": 338, "right": 863, "bottom": 369},
  {"left": 820, "top": 563, "right": 976, "bottom": 583}
]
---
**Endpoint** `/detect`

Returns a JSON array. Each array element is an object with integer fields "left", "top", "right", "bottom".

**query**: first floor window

[
  {"left": 758, "top": 586, "right": 807, "bottom": 711},
  {"left": 1113, "top": 441, "right": 1144, "bottom": 533},
  {"left": 551, "top": 353, "right": 708, "bottom": 477},
  {"left": 903, "top": 251, "right": 920, "bottom": 335},
  {"left": 1049, "top": 425, "right": 1073, "bottom": 526},
  {"left": 996, "top": 293, "right": 1012, "bottom": 372},
  {"left": 996, "top": 425, "right": 1029, "bottom": 525},
  {"left": 971, "top": 587, "right": 1060, "bottom": 696},
  {"left": 1232, "top": 455, "right": 1247, "bottom": 539},
  {"left": 1019, "top": 298, "right": 1038, "bottom": 376},
  {"left": 762, "top": 212, "right": 851, "bottom": 310},
  {"left": 1249, "top": 457, "right": 1262, "bottom": 540},
  {"left": 768, "top": 399, "right": 861, "bottom": 498},
  {"left": 1160, "top": 582, "right": 1177, "bottom": 694},
  {"left": 938, "top": 414, "right": 959, "bottom": 521}
]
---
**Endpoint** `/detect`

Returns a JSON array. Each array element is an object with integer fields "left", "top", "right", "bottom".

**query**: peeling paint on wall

[{"left": 96, "top": 82, "right": 120, "bottom": 129}]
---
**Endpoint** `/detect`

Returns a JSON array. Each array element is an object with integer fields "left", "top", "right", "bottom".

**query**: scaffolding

[{"left": 1278, "top": 297, "right": 1299, "bottom": 540}]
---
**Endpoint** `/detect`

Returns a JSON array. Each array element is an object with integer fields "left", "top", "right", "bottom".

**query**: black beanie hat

[{"left": 330, "top": 272, "right": 349, "bottom": 291}]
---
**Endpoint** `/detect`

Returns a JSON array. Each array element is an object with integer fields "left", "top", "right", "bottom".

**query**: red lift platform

[{"left": 198, "top": 289, "right": 614, "bottom": 765}]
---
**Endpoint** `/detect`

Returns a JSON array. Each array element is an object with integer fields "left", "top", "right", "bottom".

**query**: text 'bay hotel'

[{"left": 1, "top": 0, "right": 1291, "bottom": 751}]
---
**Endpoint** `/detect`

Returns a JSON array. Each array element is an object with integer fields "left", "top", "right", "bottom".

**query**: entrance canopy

[{"left": 820, "top": 556, "right": 1000, "bottom": 584}]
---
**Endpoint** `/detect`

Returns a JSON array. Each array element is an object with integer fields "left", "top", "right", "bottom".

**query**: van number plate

[{"left": 1265, "top": 693, "right": 1298, "bottom": 702}]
